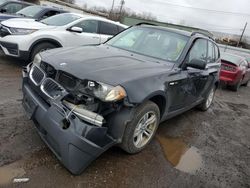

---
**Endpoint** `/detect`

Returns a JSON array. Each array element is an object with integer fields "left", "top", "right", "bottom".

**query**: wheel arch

[
  {"left": 29, "top": 38, "right": 63, "bottom": 54},
  {"left": 141, "top": 91, "right": 167, "bottom": 119}
]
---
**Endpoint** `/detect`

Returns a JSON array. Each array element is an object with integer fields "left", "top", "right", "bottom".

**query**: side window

[
  {"left": 214, "top": 44, "right": 219, "bottom": 60},
  {"left": 99, "top": 21, "right": 118, "bottom": 35},
  {"left": 2, "top": 3, "right": 23, "bottom": 13},
  {"left": 41, "top": 10, "right": 60, "bottom": 19},
  {"left": 73, "top": 20, "right": 98, "bottom": 34},
  {"left": 117, "top": 26, "right": 125, "bottom": 33},
  {"left": 207, "top": 41, "right": 215, "bottom": 63},
  {"left": 187, "top": 39, "right": 207, "bottom": 63}
]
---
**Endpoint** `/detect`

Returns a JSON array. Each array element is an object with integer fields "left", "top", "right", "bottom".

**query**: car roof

[
  {"left": 6, "top": 0, "right": 33, "bottom": 5},
  {"left": 221, "top": 52, "right": 245, "bottom": 65},
  {"left": 28, "top": 5, "right": 67, "bottom": 12},
  {"left": 136, "top": 24, "right": 214, "bottom": 40},
  {"left": 60, "top": 13, "right": 127, "bottom": 28},
  {"left": 137, "top": 25, "right": 191, "bottom": 36}
]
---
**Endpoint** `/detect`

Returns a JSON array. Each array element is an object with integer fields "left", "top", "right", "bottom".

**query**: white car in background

[{"left": 0, "top": 13, "right": 127, "bottom": 61}]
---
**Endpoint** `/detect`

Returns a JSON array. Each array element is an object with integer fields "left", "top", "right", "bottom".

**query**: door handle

[{"left": 92, "top": 36, "right": 99, "bottom": 39}]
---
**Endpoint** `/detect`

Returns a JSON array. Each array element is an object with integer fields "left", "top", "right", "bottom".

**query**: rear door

[
  {"left": 98, "top": 21, "right": 120, "bottom": 43},
  {"left": 65, "top": 19, "right": 101, "bottom": 46}
]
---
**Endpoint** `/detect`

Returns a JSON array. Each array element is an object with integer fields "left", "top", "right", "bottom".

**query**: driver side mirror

[
  {"left": 186, "top": 58, "right": 207, "bottom": 70},
  {"left": 68, "top": 26, "right": 83, "bottom": 33},
  {"left": 0, "top": 8, "right": 7, "bottom": 13}
]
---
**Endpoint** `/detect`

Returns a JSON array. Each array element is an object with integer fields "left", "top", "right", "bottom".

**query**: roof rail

[
  {"left": 135, "top": 22, "right": 158, "bottom": 26},
  {"left": 191, "top": 30, "right": 214, "bottom": 40}
]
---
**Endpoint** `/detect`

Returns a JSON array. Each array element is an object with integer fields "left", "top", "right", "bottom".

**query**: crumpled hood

[
  {"left": 41, "top": 45, "right": 173, "bottom": 86},
  {"left": 1, "top": 18, "right": 48, "bottom": 29}
]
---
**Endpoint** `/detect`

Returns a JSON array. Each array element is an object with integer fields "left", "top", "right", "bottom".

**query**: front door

[
  {"left": 65, "top": 19, "right": 101, "bottom": 47},
  {"left": 185, "top": 39, "right": 220, "bottom": 105},
  {"left": 167, "top": 69, "right": 190, "bottom": 112}
]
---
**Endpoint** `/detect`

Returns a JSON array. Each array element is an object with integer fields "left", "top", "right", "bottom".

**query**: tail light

[{"left": 221, "top": 63, "right": 237, "bottom": 72}]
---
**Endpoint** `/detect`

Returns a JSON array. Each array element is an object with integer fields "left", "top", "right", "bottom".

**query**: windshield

[
  {"left": 16, "top": 6, "right": 43, "bottom": 17},
  {"left": 40, "top": 13, "right": 81, "bottom": 26},
  {"left": 0, "top": 0, "right": 7, "bottom": 5},
  {"left": 107, "top": 27, "right": 189, "bottom": 62}
]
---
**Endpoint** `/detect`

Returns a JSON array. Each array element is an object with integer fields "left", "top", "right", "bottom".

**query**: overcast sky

[{"left": 75, "top": 0, "right": 250, "bottom": 36}]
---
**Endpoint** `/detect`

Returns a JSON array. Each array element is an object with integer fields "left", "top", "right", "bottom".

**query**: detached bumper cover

[{"left": 22, "top": 76, "right": 116, "bottom": 174}]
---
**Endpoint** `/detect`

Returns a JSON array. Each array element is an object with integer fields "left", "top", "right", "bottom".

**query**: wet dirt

[{"left": 0, "top": 53, "right": 250, "bottom": 188}]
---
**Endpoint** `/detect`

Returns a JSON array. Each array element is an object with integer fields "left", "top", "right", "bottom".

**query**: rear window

[
  {"left": 99, "top": 21, "right": 119, "bottom": 35},
  {"left": 221, "top": 53, "right": 243, "bottom": 66},
  {"left": 16, "top": 6, "right": 43, "bottom": 17}
]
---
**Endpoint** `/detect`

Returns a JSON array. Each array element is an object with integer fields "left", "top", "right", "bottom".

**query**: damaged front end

[{"left": 22, "top": 56, "right": 133, "bottom": 174}]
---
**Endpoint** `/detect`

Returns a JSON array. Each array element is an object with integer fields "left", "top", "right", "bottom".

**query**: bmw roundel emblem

[{"left": 60, "top": 63, "right": 67, "bottom": 66}]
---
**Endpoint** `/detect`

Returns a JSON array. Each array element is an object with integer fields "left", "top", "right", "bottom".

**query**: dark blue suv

[{"left": 0, "top": 0, "right": 32, "bottom": 15}]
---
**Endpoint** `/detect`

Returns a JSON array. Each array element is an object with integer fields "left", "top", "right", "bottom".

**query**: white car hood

[{"left": 1, "top": 18, "right": 48, "bottom": 29}]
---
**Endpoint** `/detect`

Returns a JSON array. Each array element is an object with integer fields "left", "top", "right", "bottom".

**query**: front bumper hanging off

[{"left": 22, "top": 69, "right": 117, "bottom": 175}]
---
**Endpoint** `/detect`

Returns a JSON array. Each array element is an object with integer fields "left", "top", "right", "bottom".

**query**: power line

[{"left": 155, "top": 0, "right": 250, "bottom": 17}]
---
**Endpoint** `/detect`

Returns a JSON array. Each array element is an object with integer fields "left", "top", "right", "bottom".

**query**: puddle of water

[
  {"left": 156, "top": 134, "right": 202, "bottom": 174},
  {"left": 0, "top": 163, "right": 26, "bottom": 185},
  {"left": 175, "top": 146, "right": 202, "bottom": 173}
]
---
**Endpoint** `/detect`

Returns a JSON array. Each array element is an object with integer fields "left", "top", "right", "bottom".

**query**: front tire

[
  {"left": 197, "top": 86, "right": 215, "bottom": 111},
  {"left": 30, "top": 42, "right": 57, "bottom": 61},
  {"left": 120, "top": 101, "right": 160, "bottom": 154}
]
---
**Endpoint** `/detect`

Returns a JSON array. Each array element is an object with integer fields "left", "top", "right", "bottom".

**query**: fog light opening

[{"left": 62, "top": 118, "right": 70, "bottom": 129}]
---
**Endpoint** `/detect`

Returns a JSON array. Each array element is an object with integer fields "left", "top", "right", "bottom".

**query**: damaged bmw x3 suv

[{"left": 22, "top": 24, "right": 221, "bottom": 174}]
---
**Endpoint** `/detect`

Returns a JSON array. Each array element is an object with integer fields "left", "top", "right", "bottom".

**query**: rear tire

[
  {"left": 30, "top": 42, "right": 57, "bottom": 61},
  {"left": 120, "top": 101, "right": 160, "bottom": 154},
  {"left": 231, "top": 81, "right": 241, "bottom": 91},
  {"left": 242, "top": 81, "right": 248, "bottom": 87},
  {"left": 197, "top": 86, "right": 215, "bottom": 111}
]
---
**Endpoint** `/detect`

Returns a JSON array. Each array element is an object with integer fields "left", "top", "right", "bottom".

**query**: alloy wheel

[
  {"left": 206, "top": 88, "right": 214, "bottom": 108},
  {"left": 133, "top": 111, "right": 157, "bottom": 148}
]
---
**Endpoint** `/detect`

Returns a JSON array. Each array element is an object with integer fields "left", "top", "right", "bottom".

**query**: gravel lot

[{"left": 0, "top": 52, "right": 249, "bottom": 188}]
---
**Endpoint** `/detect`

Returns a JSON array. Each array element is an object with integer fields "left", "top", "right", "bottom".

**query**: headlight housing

[
  {"left": 83, "top": 81, "right": 127, "bottom": 102},
  {"left": 33, "top": 54, "right": 42, "bottom": 66},
  {"left": 10, "top": 28, "right": 37, "bottom": 35}
]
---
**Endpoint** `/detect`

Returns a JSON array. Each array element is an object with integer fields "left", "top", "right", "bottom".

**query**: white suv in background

[{"left": 0, "top": 13, "right": 127, "bottom": 61}]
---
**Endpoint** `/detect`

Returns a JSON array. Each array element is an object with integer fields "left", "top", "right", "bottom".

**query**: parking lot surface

[{"left": 0, "top": 53, "right": 249, "bottom": 188}]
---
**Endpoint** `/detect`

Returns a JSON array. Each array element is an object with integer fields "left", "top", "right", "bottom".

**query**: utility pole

[
  {"left": 109, "top": 0, "right": 115, "bottom": 18},
  {"left": 118, "top": 0, "right": 125, "bottom": 21},
  {"left": 237, "top": 22, "right": 247, "bottom": 47}
]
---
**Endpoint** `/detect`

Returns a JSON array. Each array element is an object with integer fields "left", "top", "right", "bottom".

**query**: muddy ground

[{"left": 0, "top": 53, "right": 249, "bottom": 188}]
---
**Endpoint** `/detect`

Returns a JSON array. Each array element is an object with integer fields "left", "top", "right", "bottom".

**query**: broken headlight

[{"left": 83, "top": 81, "right": 127, "bottom": 102}]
